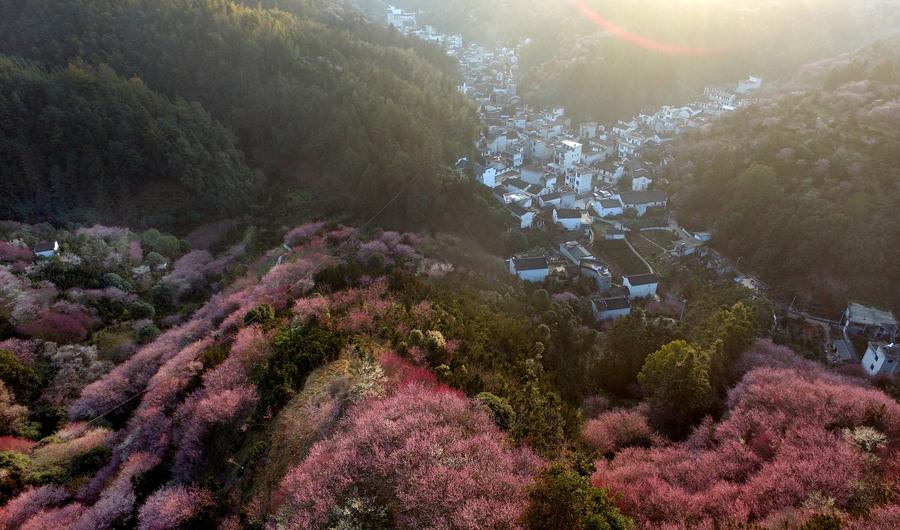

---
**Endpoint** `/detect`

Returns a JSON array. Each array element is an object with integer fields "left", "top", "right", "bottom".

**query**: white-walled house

[
  {"left": 620, "top": 190, "right": 667, "bottom": 216},
  {"left": 632, "top": 175, "right": 652, "bottom": 191},
  {"left": 593, "top": 198, "right": 624, "bottom": 218},
  {"left": 508, "top": 202, "right": 535, "bottom": 229},
  {"left": 34, "top": 241, "right": 59, "bottom": 258},
  {"left": 861, "top": 342, "right": 899, "bottom": 377},
  {"left": 596, "top": 159, "right": 625, "bottom": 186},
  {"left": 554, "top": 140, "right": 582, "bottom": 172},
  {"left": 591, "top": 296, "right": 631, "bottom": 321},
  {"left": 737, "top": 76, "right": 762, "bottom": 94},
  {"left": 580, "top": 259, "right": 612, "bottom": 292},
  {"left": 553, "top": 208, "right": 584, "bottom": 231},
  {"left": 538, "top": 192, "right": 562, "bottom": 209},
  {"left": 566, "top": 165, "right": 595, "bottom": 194},
  {"left": 603, "top": 229, "right": 626, "bottom": 241},
  {"left": 623, "top": 273, "right": 659, "bottom": 299},
  {"left": 476, "top": 164, "right": 497, "bottom": 188},
  {"left": 559, "top": 241, "right": 594, "bottom": 266},
  {"left": 508, "top": 256, "right": 549, "bottom": 283},
  {"left": 842, "top": 303, "right": 898, "bottom": 342}
]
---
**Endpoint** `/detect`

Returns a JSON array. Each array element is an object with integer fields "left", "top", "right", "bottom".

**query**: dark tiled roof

[
  {"left": 620, "top": 190, "right": 667, "bottom": 206},
  {"left": 513, "top": 256, "right": 549, "bottom": 271},
  {"left": 595, "top": 296, "right": 630, "bottom": 311},
  {"left": 508, "top": 202, "right": 529, "bottom": 217},
  {"left": 34, "top": 241, "right": 56, "bottom": 253},
  {"left": 599, "top": 199, "right": 621, "bottom": 208},
  {"left": 626, "top": 273, "right": 659, "bottom": 286},
  {"left": 555, "top": 208, "right": 582, "bottom": 219}
]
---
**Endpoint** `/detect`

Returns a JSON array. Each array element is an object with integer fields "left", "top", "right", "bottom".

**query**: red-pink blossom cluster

[
  {"left": 284, "top": 222, "right": 326, "bottom": 246},
  {"left": 65, "top": 452, "right": 160, "bottom": 530},
  {"left": 0, "top": 337, "right": 39, "bottom": 365},
  {"left": 0, "top": 435, "right": 37, "bottom": 453},
  {"left": 16, "top": 302, "right": 96, "bottom": 343},
  {"left": 582, "top": 407, "right": 658, "bottom": 456},
  {"left": 136, "top": 485, "right": 214, "bottom": 530},
  {"left": 69, "top": 317, "right": 214, "bottom": 419},
  {"left": 75, "top": 225, "right": 131, "bottom": 240},
  {"left": 171, "top": 385, "right": 257, "bottom": 482},
  {"left": 271, "top": 384, "right": 542, "bottom": 530},
  {"left": 0, "top": 485, "right": 68, "bottom": 529},
  {"left": 592, "top": 344, "right": 900, "bottom": 528},
  {"left": 0, "top": 241, "right": 32, "bottom": 262}
]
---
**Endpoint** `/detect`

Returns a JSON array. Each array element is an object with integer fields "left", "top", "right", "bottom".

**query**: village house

[
  {"left": 704, "top": 86, "right": 737, "bottom": 106},
  {"left": 508, "top": 256, "right": 549, "bottom": 283},
  {"left": 552, "top": 208, "right": 585, "bottom": 232},
  {"left": 841, "top": 303, "right": 899, "bottom": 342},
  {"left": 580, "top": 259, "right": 612, "bottom": 292},
  {"left": 861, "top": 342, "right": 899, "bottom": 377},
  {"left": 632, "top": 174, "right": 652, "bottom": 191},
  {"left": 34, "top": 240, "right": 59, "bottom": 258},
  {"left": 538, "top": 191, "right": 563, "bottom": 209},
  {"left": 619, "top": 190, "right": 668, "bottom": 216},
  {"left": 508, "top": 202, "right": 535, "bottom": 229},
  {"left": 591, "top": 295, "right": 631, "bottom": 321},
  {"left": 554, "top": 140, "right": 582, "bottom": 172},
  {"left": 566, "top": 165, "right": 595, "bottom": 194},
  {"left": 737, "top": 76, "right": 762, "bottom": 94},
  {"left": 623, "top": 273, "right": 659, "bottom": 299},
  {"left": 603, "top": 229, "right": 626, "bottom": 241},
  {"left": 559, "top": 241, "right": 594, "bottom": 266},
  {"left": 593, "top": 198, "right": 624, "bottom": 218},
  {"left": 596, "top": 159, "right": 624, "bottom": 185},
  {"left": 387, "top": 6, "right": 417, "bottom": 30}
]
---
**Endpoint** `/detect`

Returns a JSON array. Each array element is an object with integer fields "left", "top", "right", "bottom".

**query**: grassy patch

[{"left": 593, "top": 240, "right": 648, "bottom": 276}]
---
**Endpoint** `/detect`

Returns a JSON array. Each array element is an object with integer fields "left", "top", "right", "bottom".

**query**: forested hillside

[
  {"left": 0, "top": 0, "right": 485, "bottom": 232},
  {"left": 0, "top": 57, "right": 258, "bottom": 226},
  {"left": 670, "top": 39, "right": 900, "bottom": 313}
]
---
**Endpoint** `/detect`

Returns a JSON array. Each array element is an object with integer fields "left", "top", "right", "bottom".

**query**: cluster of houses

[
  {"left": 507, "top": 240, "right": 659, "bottom": 323},
  {"left": 445, "top": 36, "right": 759, "bottom": 234},
  {"left": 388, "top": 6, "right": 763, "bottom": 236}
]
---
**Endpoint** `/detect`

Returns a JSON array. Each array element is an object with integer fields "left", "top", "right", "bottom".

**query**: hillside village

[
  {"left": 388, "top": 6, "right": 900, "bottom": 378},
  {"left": 389, "top": 8, "right": 759, "bottom": 311}
]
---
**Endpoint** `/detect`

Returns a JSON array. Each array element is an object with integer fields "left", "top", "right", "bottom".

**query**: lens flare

[{"left": 568, "top": 0, "right": 727, "bottom": 56}]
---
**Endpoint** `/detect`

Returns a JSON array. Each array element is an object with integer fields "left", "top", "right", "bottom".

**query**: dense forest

[
  {"left": 669, "top": 38, "right": 900, "bottom": 313},
  {"left": 372, "top": 0, "right": 900, "bottom": 122},
  {"left": 0, "top": 0, "right": 496, "bottom": 234},
  {"left": 0, "top": 57, "right": 258, "bottom": 226}
]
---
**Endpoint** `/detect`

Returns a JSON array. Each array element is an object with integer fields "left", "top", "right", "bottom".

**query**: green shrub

[
  {"left": 0, "top": 349, "right": 41, "bottom": 402},
  {"left": 476, "top": 392, "right": 515, "bottom": 431},
  {"left": 244, "top": 304, "right": 275, "bottom": 327},
  {"left": 136, "top": 324, "right": 161, "bottom": 345},
  {"left": 252, "top": 324, "right": 346, "bottom": 412}
]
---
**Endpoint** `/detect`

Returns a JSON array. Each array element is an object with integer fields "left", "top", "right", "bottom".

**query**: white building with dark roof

[
  {"left": 508, "top": 256, "right": 549, "bottom": 283},
  {"left": 619, "top": 190, "right": 667, "bottom": 216},
  {"left": 842, "top": 303, "right": 898, "bottom": 342},
  {"left": 553, "top": 208, "right": 585, "bottom": 231},
  {"left": 591, "top": 295, "right": 631, "bottom": 321},
  {"left": 34, "top": 241, "right": 59, "bottom": 258},
  {"left": 559, "top": 241, "right": 594, "bottom": 266},
  {"left": 593, "top": 198, "right": 624, "bottom": 218},
  {"left": 623, "top": 273, "right": 659, "bottom": 299}
]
